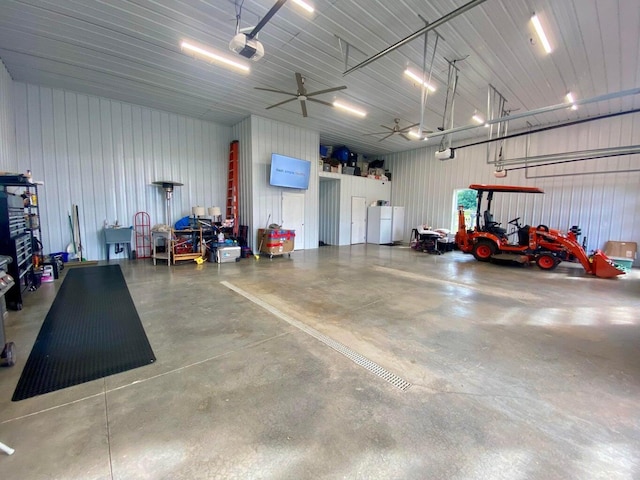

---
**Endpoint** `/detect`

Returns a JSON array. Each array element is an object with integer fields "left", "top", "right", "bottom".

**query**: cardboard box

[
  {"left": 604, "top": 241, "right": 637, "bottom": 259},
  {"left": 258, "top": 228, "right": 295, "bottom": 255}
]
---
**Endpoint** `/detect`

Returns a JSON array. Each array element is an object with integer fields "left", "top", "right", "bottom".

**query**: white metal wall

[
  {"left": 0, "top": 59, "right": 17, "bottom": 172},
  {"left": 248, "top": 115, "right": 320, "bottom": 250},
  {"left": 317, "top": 172, "right": 392, "bottom": 246},
  {"left": 337, "top": 175, "right": 391, "bottom": 246},
  {"left": 387, "top": 115, "right": 640, "bottom": 263},
  {"left": 13, "top": 82, "right": 233, "bottom": 259}
]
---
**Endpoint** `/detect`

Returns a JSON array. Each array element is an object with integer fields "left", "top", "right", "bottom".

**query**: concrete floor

[{"left": 1, "top": 245, "right": 639, "bottom": 479}]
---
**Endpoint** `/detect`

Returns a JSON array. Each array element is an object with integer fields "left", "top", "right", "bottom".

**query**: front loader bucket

[{"left": 591, "top": 251, "right": 626, "bottom": 278}]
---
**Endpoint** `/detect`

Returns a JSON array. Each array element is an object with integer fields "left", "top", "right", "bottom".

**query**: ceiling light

[
  {"left": 292, "top": 0, "right": 314, "bottom": 13},
  {"left": 404, "top": 69, "right": 436, "bottom": 92},
  {"left": 407, "top": 129, "right": 428, "bottom": 141},
  {"left": 531, "top": 14, "right": 552, "bottom": 54},
  {"left": 332, "top": 101, "right": 366, "bottom": 117},
  {"left": 181, "top": 41, "right": 250, "bottom": 73},
  {"left": 472, "top": 113, "right": 484, "bottom": 124},
  {"left": 566, "top": 92, "right": 578, "bottom": 110}
]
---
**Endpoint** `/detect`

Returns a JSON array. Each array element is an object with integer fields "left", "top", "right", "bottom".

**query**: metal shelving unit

[{"left": 0, "top": 180, "right": 42, "bottom": 310}]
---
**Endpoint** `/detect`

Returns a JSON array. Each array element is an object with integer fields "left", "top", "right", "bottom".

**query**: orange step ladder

[{"left": 227, "top": 140, "right": 239, "bottom": 236}]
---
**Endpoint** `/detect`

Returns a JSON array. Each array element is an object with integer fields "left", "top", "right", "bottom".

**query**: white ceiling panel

[{"left": 1, "top": 0, "right": 638, "bottom": 156}]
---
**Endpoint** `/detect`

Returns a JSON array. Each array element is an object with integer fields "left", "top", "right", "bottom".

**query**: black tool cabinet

[{"left": 0, "top": 181, "right": 42, "bottom": 310}]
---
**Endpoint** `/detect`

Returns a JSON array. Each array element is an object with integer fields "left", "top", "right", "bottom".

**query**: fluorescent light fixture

[
  {"left": 472, "top": 113, "right": 484, "bottom": 124},
  {"left": 181, "top": 41, "right": 250, "bottom": 73},
  {"left": 292, "top": 0, "right": 314, "bottom": 13},
  {"left": 531, "top": 14, "right": 552, "bottom": 54},
  {"left": 566, "top": 92, "right": 578, "bottom": 110},
  {"left": 404, "top": 69, "right": 436, "bottom": 92},
  {"left": 332, "top": 100, "right": 366, "bottom": 117}
]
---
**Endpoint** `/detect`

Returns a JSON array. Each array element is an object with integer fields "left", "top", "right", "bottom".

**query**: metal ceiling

[{"left": 1, "top": 0, "right": 638, "bottom": 156}]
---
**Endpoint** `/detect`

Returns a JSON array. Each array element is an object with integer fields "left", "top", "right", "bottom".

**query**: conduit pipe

[
  {"left": 452, "top": 109, "right": 640, "bottom": 156},
  {"left": 498, "top": 145, "right": 640, "bottom": 167},
  {"left": 427, "top": 87, "right": 640, "bottom": 139},
  {"left": 343, "top": 0, "right": 488, "bottom": 75}
]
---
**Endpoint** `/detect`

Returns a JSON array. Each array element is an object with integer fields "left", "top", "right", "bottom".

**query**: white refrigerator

[{"left": 367, "top": 206, "right": 392, "bottom": 244}]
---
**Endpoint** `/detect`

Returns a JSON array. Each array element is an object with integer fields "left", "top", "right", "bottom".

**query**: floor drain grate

[{"left": 221, "top": 281, "right": 411, "bottom": 391}]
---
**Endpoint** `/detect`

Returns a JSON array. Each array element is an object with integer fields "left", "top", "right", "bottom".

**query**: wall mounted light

[
  {"left": 404, "top": 69, "right": 436, "bottom": 92},
  {"left": 181, "top": 40, "right": 250, "bottom": 73}
]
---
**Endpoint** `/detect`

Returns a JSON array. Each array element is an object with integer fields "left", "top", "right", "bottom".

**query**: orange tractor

[{"left": 455, "top": 184, "right": 625, "bottom": 278}]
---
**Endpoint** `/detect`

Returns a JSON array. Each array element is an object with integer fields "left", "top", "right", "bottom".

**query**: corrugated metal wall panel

[
  {"left": 387, "top": 115, "right": 640, "bottom": 263},
  {"left": 0, "top": 59, "right": 17, "bottom": 171},
  {"left": 319, "top": 178, "right": 340, "bottom": 245},
  {"left": 249, "top": 115, "right": 319, "bottom": 250},
  {"left": 13, "top": 82, "right": 232, "bottom": 259},
  {"left": 317, "top": 173, "right": 391, "bottom": 246}
]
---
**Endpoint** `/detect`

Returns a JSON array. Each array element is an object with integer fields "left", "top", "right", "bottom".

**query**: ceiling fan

[
  {"left": 255, "top": 72, "right": 347, "bottom": 117},
  {"left": 364, "top": 118, "right": 432, "bottom": 141}
]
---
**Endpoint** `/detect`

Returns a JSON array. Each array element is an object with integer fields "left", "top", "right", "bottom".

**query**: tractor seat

[
  {"left": 483, "top": 211, "right": 506, "bottom": 236},
  {"left": 518, "top": 226, "right": 531, "bottom": 246}
]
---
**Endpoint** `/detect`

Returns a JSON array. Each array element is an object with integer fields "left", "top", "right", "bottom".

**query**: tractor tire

[
  {"left": 536, "top": 253, "right": 559, "bottom": 270},
  {"left": 472, "top": 240, "right": 496, "bottom": 262}
]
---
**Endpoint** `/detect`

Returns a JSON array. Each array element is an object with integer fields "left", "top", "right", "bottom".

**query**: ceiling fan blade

[
  {"left": 255, "top": 87, "right": 295, "bottom": 95},
  {"left": 400, "top": 133, "right": 412, "bottom": 141},
  {"left": 363, "top": 131, "right": 393, "bottom": 136},
  {"left": 306, "top": 97, "right": 333, "bottom": 107},
  {"left": 306, "top": 86, "right": 348, "bottom": 97},
  {"left": 247, "top": 0, "right": 287, "bottom": 39},
  {"left": 378, "top": 133, "right": 394, "bottom": 142},
  {"left": 300, "top": 100, "right": 308, "bottom": 117},
  {"left": 266, "top": 97, "right": 298, "bottom": 109},
  {"left": 379, "top": 125, "right": 394, "bottom": 131},
  {"left": 398, "top": 122, "right": 420, "bottom": 132},
  {"left": 295, "top": 72, "right": 305, "bottom": 95}
]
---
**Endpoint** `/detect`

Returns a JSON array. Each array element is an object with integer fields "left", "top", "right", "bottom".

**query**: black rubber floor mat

[{"left": 12, "top": 265, "right": 155, "bottom": 401}]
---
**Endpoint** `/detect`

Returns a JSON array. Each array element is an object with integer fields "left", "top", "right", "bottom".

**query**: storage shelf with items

[
  {"left": 0, "top": 174, "right": 43, "bottom": 310},
  {"left": 171, "top": 228, "right": 205, "bottom": 264}
]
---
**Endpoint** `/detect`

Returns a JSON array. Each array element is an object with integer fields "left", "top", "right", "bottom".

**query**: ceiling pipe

[
  {"left": 343, "top": 0, "right": 488, "bottom": 76},
  {"left": 454, "top": 109, "right": 640, "bottom": 154},
  {"left": 427, "top": 87, "right": 640, "bottom": 139},
  {"left": 524, "top": 163, "right": 640, "bottom": 180},
  {"left": 498, "top": 145, "right": 640, "bottom": 167}
]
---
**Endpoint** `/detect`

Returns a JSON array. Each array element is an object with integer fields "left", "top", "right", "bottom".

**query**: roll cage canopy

[
  {"left": 467, "top": 185, "right": 544, "bottom": 231},
  {"left": 468, "top": 184, "right": 545, "bottom": 194}
]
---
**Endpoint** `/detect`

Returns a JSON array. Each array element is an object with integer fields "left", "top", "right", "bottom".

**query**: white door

[
  {"left": 351, "top": 196, "right": 367, "bottom": 244},
  {"left": 282, "top": 192, "right": 305, "bottom": 250}
]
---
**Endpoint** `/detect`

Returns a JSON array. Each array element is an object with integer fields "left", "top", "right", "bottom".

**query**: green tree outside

[
  {"left": 456, "top": 189, "right": 478, "bottom": 228},
  {"left": 457, "top": 189, "right": 477, "bottom": 210}
]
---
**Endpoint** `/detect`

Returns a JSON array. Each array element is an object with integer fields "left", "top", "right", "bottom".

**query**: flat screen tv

[{"left": 269, "top": 153, "right": 311, "bottom": 190}]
